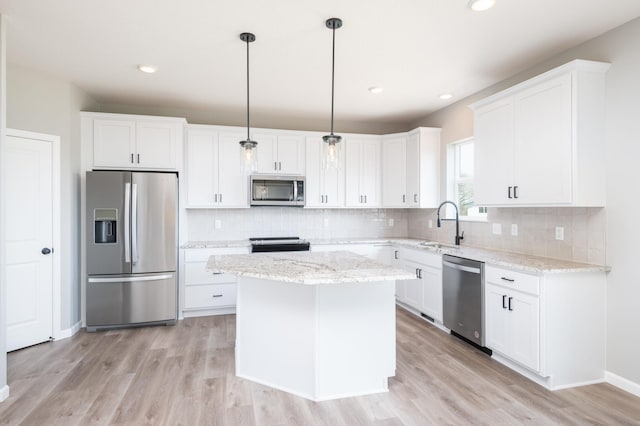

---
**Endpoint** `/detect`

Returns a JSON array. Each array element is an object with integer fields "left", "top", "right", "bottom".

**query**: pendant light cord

[
  {"left": 330, "top": 25, "right": 336, "bottom": 136},
  {"left": 246, "top": 37, "right": 250, "bottom": 141}
]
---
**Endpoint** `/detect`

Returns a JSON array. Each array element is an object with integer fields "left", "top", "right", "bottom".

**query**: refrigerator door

[
  {"left": 86, "top": 171, "right": 132, "bottom": 275},
  {"left": 86, "top": 273, "right": 177, "bottom": 329},
  {"left": 131, "top": 172, "right": 177, "bottom": 274}
]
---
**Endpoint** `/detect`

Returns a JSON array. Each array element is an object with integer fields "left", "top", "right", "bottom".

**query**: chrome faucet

[{"left": 436, "top": 201, "right": 464, "bottom": 246}]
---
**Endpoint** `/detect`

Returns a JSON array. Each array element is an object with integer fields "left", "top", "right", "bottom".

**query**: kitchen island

[{"left": 207, "top": 250, "right": 414, "bottom": 401}]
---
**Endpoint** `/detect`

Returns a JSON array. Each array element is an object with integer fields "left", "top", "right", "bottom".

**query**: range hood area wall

[{"left": 186, "top": 208, "right": 408, "bottom": 241}]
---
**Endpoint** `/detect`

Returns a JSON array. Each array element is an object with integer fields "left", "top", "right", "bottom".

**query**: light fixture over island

[{"left": 207, "top": 250, "right": 414, "bottom": 401}]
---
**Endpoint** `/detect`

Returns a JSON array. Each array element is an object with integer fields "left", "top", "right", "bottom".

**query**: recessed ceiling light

[
  {"left": 439, "top": 93, "right": 454, "bottom": 100},
  {"left": 368, "top": 86, "right": 384, "bottom": 94},
  {"left": 137, "top": 64, "right": 157, "bottom": 74},
  {"left": 468, "top": 0, "right": 496, "bottom": 11}
]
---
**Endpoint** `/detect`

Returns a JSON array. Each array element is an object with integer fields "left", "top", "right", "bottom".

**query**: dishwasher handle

[{"left": 443, "top": 260, "right": 482, "bottom": 275}]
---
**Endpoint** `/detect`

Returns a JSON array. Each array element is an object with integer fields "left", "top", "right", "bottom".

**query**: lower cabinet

[
  {"left": 182, "top": 246, "right": 249, "bottom": 317},
  {"left": 392, "top": 247, "right": 443, "bottom": 323}
]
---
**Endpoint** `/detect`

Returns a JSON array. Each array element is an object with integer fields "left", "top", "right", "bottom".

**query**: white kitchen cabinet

[
  {"left": 345, "top": 136, "right": 381, "bottom": 207},
  {"left": 186, "top": 126, "right": 249, "bottom": 208},
  {"left": 393, "top": 247, "right": 443, "bottom": 323},
  {"left": 485, "top": 274, "right": 540, "bottom": 371},
  {"left": 91, "top": 115, "right": 183, "bottom": 170},
  {"left": 484, "top": 265, "right": 607, "bottom": 390},
  {"left": 305, "top": 136, "right": 345, "bottom": 207},
  {"left": 381, "top": 135, "right": 407, "bottom": 207},
  {"left": 381, "top": 128, "right": 441, "bottom": 208},
  {"left": 471, "top": 59, "right": 610, "bottom": 206},
  {"left": 254, "top": 132, "right": 305, "bottom": 174},
  {"left": 182, "top": 246, "right": 250, "bottom": 317}
]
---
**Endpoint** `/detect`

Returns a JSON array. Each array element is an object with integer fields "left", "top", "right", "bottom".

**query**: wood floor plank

[{"left": 2, "top": 307, "right": 640, "bottom": 426}]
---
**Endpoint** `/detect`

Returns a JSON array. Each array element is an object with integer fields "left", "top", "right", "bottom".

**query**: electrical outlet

[
  {"left": 511, "top": 224, "right": 518, "bottom": 236},
  {"left": 555, "top": 226, "right": 564, "bottom": 241},
  {"left": 428, "top": 219, "right": 433, "bottom": 228},
  {"left": 388, "top": 218, "right": 395, "bottom": 227},
  {"left": 214, "top": 219, "right": 221, "bottom": 229},
  {"left": 492, "top": 223, "right": 502, "bottom": 235},
  {"left": 323, "top": 218, "right": 329, "bottom": 228}
]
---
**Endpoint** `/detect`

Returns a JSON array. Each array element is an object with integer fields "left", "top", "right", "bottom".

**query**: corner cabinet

[
  {"left": 305, "top": 136, "right": 345, "bottom": 207},
  {"left": 185, "top": 126, "right": 249, "bottom": 208},
  {"left": 84, "top": 113, "right": 185, "bottom": 171},
  {"left": 345, "top": 136, "right": 381, "bottom": 207},
  {"left": 484, "top": 265, "right": 607, "bottom": 390},
  {"left": 470, "top": 60, "right": 610, "bottom": 207}
]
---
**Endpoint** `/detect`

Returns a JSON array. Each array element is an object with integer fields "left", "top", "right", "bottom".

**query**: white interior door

[{"left": 4, "top": 134, "right": 53, "bottom": 352}]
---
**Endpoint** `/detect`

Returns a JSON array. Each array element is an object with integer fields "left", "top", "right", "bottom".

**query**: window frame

[{"left": 446, "top": 137, "right": 487, "bottom": 222}]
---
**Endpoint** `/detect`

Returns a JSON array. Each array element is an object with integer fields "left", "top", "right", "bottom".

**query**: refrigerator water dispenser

[{"left": 94, "top": 208, "right": 117, "bottom": 244}]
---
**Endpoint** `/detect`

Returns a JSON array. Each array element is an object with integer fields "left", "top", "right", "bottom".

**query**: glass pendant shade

[
  {"left": 240, "top": 139, "right": 258, "bottom": 173},
  {"left": 322, "top": 134, "right": 342, "bottom": 170}
]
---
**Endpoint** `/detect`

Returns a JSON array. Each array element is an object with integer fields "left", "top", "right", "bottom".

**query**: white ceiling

[{"left": 2, "top": 0, "right": 640, "bottom": 128}]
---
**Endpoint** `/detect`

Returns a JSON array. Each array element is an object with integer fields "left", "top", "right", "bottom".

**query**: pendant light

[
  {"left": 239, "top": 32, "right": 258, "bottom": 173},
  {"left": 322, "top": 17, "right": 343, "bottom": 170}
]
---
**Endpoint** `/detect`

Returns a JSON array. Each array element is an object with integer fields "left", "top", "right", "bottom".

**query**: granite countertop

[
  {"left": 206, "top": 250, "right": 415, "bottom": 285},
  {"left": 186, "top": 237, "right": 610, "bottom": 274}
]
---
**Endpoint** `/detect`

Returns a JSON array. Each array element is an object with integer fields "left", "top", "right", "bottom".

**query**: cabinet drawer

[
  {"left": 184, "top": 262, "right": 236, "bottom": 285},
  {"left": 486, "top": 266, "right": 539, "bottom": 296},
  {"left": 184, "top": 284, "right": 236, "bottom": 309},
  {"left": 398, "top": 248, "right": 442, "bottom": 269},
  {"left": 184, "top": 247, "right": 249, "bottom": 262}
]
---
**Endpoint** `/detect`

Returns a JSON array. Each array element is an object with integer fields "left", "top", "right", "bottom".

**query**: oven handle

[{"left": 443, "top": 260, "right": 481, "bottom": 275}]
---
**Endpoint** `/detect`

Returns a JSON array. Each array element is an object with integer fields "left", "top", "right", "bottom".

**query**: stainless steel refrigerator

[{"left": 85, "top": 171, "right": 178, "bottom": 331}]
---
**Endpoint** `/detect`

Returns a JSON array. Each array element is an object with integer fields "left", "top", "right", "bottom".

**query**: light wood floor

[{"left": 1, "top": 307, "right": 639, "bottom": 425}]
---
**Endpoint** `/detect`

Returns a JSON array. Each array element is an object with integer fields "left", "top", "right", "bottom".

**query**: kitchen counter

[
  {"left": 206, "top": 250, "right": 415, "bottom": 285},
  {"left": 187, "top": 237, "right": 610, "bottom": 274}
]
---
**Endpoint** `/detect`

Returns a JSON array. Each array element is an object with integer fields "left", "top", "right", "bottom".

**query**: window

[{"left": 447, "top": 138, "right": 487, "bottom": 220}]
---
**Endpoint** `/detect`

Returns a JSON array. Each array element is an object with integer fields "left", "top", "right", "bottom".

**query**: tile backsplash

[
  {"left": 187, "top": 208, "right": 409, "bottom": 241},
  {"left": 407, "top": 207, "right": 606, "bottom": 264},
  {"left": 187, "top": 206, "right": 606, "bottom": 265}
]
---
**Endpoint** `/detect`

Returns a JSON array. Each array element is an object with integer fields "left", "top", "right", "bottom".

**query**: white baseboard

[
  {"left": 182, "top": 307, "right": 236, "bottom": 318},
  {"left": 606, "top": 371, "right": 640, "bottom": 397},
  {"left": 0, "top": 385, "right": 10, "bottom": 402},
  {"left": 56, "top": 321, "right": 82, "bottom": 340}
]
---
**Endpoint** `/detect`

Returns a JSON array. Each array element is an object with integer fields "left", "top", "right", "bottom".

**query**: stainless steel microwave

[{"left": 250, "top": 175, "right": 305, "bottom": 206}]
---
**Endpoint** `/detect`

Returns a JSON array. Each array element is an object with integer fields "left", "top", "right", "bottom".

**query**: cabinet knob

[{"left": 41, "top": 247, "right": 52, "bottom": 255}]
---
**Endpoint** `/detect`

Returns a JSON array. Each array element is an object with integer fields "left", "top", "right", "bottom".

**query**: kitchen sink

[{"left": 420, "top": 241, "right": 459, "bottom": 250}]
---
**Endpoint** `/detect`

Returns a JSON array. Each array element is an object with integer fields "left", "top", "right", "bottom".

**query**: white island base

[{"left": 235, "top": 276, "right": 396, "bottom": 401}]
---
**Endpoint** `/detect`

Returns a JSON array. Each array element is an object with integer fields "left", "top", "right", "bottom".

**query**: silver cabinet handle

[
  {"left": 278, "top": 161, "right": 282, "bottom": 171},
  {"left": 274, "top": 161, "right": 278, "bottom": 171},
  {"left": 137, "top": 153, "right": 140, "bottom": 164},
  {"left": 214, "top": 193, "right": 218, "bottom": 203},
  {"left": 403, "top": 194, "right": 406, "bottom": 203},
  {"left": 212, "top": 294, "right": 223, "bottom": 298},
  {"left": 501, "top": 277, "right": 515, "bottom": 282},
  {"left": 414, "top": 194, "right": 418, "bottom": 203},
  {"left": 364, "top": 195, "right": 367, "bottom": 204},
  {"left": 124, "top": 182, "right": 131, "bottom": 263},
  {"left": 394, "top": 250, "right": 399, "bottom": 260},
  {"left": 219, "top": 193, "right": 223, "bottom": 203},
  {"left": 325, "top": 195, "right": 328, "bottom": 203},
  {"left": 130, "top": 153, "right": 134, "bottom": 164}
]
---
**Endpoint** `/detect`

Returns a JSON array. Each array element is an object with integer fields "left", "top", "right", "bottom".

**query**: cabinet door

[
  {"left": 406, "top": 133, "right": 420, "bottom": 207},
  {"left": 276, "top": 135, "right": 305, "bottom": 174},
  {"left": 508, "top": 291, "right": 540, "bottom": 371},
  {"left": 420, "top": 264, "right": 443, "bottom": 322},
  {"left": 513, "top": 74, "right": 572, "bottom": 205},
  {"left": 93, "top": 119, "right": 136, "bottom": 168},
  {"left": 484, "top": 283, "right": 510, "bottom": 355},
  {"left": 345, "top": 139, "right": 363, "bottom": 207},
  {"left": 254, "top": 133, "right": 278, "bottom": 173},
  {"left": 136, "top": 122, "right": 180, "bottom": 170},
  {"left": 305, "top": 137, "right": 324, "bottom": 207},
  {"left": 218, "top": 132, "right": 249, "bottom": 207},
  {"left": 360, "top": 139, "right": 381, "bottom": 207},
  {"left": 474, "top": 99, "right": 514, "bottom": 205},
  {"left": 401, "top": 261, "right": 422, "bottom": 310},
  {"left": 382, "top": 137, "right": 407, "bottom": 207},
  {"left": 186, "top": 130, "right": 217, "bottom": 207}
]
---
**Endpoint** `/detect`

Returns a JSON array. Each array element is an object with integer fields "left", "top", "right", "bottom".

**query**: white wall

[
  {"left": 412, "top": 17, "right": 640, "bottom": 387},
  {"left": 0, "top": 13, "right": 9, "bottom": 401},
  {"left": 6, "top": 63, "right": 96, "bottom": 331}
]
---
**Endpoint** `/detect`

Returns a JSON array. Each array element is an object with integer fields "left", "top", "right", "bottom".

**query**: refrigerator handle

[
  {"left": 124, "top": 182, "right": 131, "bottom": 263},
  {"left": 132, "top": 183, "right": 138, "bottom": 264}
]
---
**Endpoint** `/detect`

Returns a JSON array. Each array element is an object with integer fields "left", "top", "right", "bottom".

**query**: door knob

[{"left": 41, "top": 247, "right": 52, "bottom": 255}]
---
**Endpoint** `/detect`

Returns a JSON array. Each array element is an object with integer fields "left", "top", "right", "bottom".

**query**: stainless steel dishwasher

[{"left": 442, "top": 254, "right": 486, "bottom": 348}]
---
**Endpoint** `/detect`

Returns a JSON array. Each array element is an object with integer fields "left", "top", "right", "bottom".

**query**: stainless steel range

[{"left": 250, "top": 237, "right": 310, "bottom": 253}]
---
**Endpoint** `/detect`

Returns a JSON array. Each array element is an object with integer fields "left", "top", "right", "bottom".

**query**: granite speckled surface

[
  {"left": 186, "top": 237, "right": 610, "bottom": 274},
  {"left": 206, "top": 250, "right": 415, "bottom": 285}
]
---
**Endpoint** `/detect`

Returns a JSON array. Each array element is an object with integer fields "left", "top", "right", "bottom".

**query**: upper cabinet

[
  {"left": 470, "top": 60, "right": 610, "bottom": 207},
  {"left": 381, "top": 127, "right": 441, "bottom": 208},
  {"left": 253, "top": 132, "right": 305, "bottom": 175},
  {"left": 185, "top": 126, "right": 249, "bottom": 208},
  {"left": 305, "top": 136, "right": 345, "bottom": 208},
  {"left": 345, "top": 136, "right": 381, "bottom": 207},
  {"left": 86, "top": 113, "right": 185, "bottom": 171}
]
